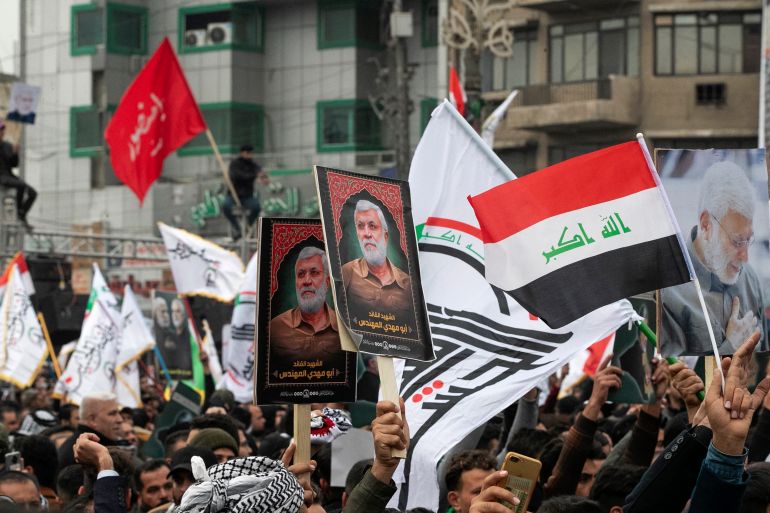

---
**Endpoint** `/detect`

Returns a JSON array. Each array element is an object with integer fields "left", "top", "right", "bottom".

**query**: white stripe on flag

[{"left": 485, "top": 188, "right": 676, "bottom": 290}]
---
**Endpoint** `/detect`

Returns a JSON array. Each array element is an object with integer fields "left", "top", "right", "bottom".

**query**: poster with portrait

[
  {"left": 656, "top": 148, "right": 770, "bottom": 356},
  {"left": 608, "top": 295, "right": 658, "bottom": 404},
  {"left": 254, "top": 217, "right": 357, "bottom": 404},
  {"left": 152, "top": 290, "right": 195, "bottom": 380},
  {"left": 6, "top": 82, "right": 41, "bottom": 124},
  {"left": 314, "top": 166, "right": 434, "bottom": 361}
]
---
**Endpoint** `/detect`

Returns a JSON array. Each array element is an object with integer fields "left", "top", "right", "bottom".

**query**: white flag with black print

[
  {"left": 219, "top": 252, "right": 257, "bottom": 402},
  {"left": 389, "top": 101, "right": 638, "bottom": 510},
  {"left": 159, "top": 222, "right": 245, "bottom": 302},
  {"left": 117, "top": 285, "right": 155, "bottom": 408},
  {"left": 0, "top": 265, "right": 48, "bottom": 388}
]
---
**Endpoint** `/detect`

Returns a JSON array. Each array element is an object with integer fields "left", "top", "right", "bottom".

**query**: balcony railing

[{"left": 515, "top": 79, "right": 612, "bottom": 107}]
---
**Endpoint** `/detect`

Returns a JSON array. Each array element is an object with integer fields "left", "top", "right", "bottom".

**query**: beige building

[{"left": 480, "top": 0, "right": 761, "bottom": 174}]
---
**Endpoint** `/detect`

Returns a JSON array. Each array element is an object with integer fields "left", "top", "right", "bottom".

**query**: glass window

[
  {"left": 317, "top": 100, "right": 382, "bottom": 152},
  {"left": 70, "top": 106, "right": 103, "bottom": 157},
  {"left": 71, "top": 4, "right": 104, "bottom": 55},
  {"left": 550, "top": 17, "right": 638, "bottom": 83},
  {"left": 179, "top": 104, "right": 264, "bottom": 156},
  {"left": 179, "top": 3, "right": 265, "bottom": 53},
  {"left": 483, "top": 28, "right": 539, "bottom": 91},
  {"left": 420, "top": 97, "right": 438, "bottom": 134},
  {"left": 107, "top": 3, "right": 147, "bottom": 55},
  {"left": 654, "top": 12, "right": 760, "bottom": 75},
  {"left": 422, "top": 0, "right": 438, "bottom": 47},
  {"left": 498, "top": 147, "right": 537, "bottom": 176},
  {"left": 318, "top": 0, "right": 381, "bottom": 49}
]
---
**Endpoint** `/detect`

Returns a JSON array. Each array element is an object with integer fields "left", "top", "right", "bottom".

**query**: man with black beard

[
  {"left": 269, "top": 246, "right": 344, "bottom": 366},
  {"left": 342, "top": 200, "right": 416, "bottom": 330},
  {"left": 662, "top": 161, "right": 768, "bottom": 355}
]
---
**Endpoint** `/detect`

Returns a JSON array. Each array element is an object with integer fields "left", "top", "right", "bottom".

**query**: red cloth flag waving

[
  {"left": 448, "top": 65, "right": 466, "bottom": 117},
  {"left": 105, "top": 38, "right": 205, "bottom": 204}
]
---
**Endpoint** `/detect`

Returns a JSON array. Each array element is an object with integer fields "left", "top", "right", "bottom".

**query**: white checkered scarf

[{"left": 176, "top": 456, "right": 303, "bottom": 513}]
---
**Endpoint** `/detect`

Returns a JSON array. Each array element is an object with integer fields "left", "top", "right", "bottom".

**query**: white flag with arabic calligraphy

[
  {"left": 0, "top": 265, "right": 48, "bottom": 388},
  {"left": 159, "top": 222, "right": 245, "bottom": 302},
  {"left": 219, "top": 252, "right": 257, "bottom": 402},
  {"left": 117, "top": 285, "right": 155, "bottom": 408},
  {"left": 389, "top": 101, "right": 637, "bottom": 510}
]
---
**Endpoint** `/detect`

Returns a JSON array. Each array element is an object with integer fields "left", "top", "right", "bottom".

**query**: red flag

[
  {"left": 449, "top": 65, "right": 466, "bottom": 117},
  {"left": 105, "top": 38, "right": 206, "bottom": 204}
]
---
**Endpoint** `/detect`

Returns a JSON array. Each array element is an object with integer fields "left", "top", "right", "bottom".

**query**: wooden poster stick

[
  {"left": 377, "top": 355, "right": 407, "bottom": 459},
  {"left": 293, "top": 404, "right": 312, "bottom": 465},
  {"left": 38, "top": 313, "right": 61, "bottom": 379},
  {"left": 704, "top": 355, "right": 715, "bottom": 394}
]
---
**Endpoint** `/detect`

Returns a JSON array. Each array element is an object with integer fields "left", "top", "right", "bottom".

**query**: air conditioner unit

[
  {"left": 207, "top": 22, "right": 233, "bottom": 45},
  {"left": 184, "top": 29, "right": 208, "bottom": 47}
]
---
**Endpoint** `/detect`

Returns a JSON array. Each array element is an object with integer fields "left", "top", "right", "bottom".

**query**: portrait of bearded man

[
  {"left": 269, "top": 245, "right": 345, "bottom": 366},
  {"left": 661, "top": 160, "right": 769, "bottom": 355},
  {"left": 341, "top": 199, "right": 416, "bottom": 329}
]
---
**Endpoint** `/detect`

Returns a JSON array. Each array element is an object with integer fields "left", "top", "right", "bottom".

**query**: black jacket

[
  {"left": 0, "top": 141, "right": 18, "bottom": 179},
  {"left": 228, "top": 157, "right": 261, "bottom": 199},
  {"left": 58, "top": 425, "right": 122, "bottom": 470},
  {"left": 94, "top": 475, "right": 129, "bottom": 513}
]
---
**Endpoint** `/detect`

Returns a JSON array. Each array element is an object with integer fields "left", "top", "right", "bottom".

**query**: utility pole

[{"left": 390, "top": 0, "right": 412, "bottom": 181}]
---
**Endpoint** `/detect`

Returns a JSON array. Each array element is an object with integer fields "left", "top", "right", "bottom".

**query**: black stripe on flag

[{"left": 509, "top": 234, "right": 689, "bottom": 328}]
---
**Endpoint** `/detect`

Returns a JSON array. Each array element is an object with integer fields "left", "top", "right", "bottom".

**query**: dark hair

[
  {"left": 56, "top": 464, "right": 84, "bottom": 505},
  {"left": 556, "top": 396, "right": 581, "bottom": 415},
  {"left": 538, "top": 496, "right": 601, "bottom": 513},
  {"left": 257, "top": 432, "right": 291, "bottom": 460},
  {"left": 589, "top": 463, "right": 646, "bottom": 513},
  {"left": 230, "top": 407, "right": 251, "bottom": 430},
  {"left": 18, "top": 434, "right": 58, "bottom": 489},
  {"left": 539, "top": 437, "right": 565, "bottom": 483},
  {"left": 164, "top": 429, "right": 190, "bottom": 459},
  {"left": 58, "top": 404, "right": 78, "bottom": 424},
  {"left": 312, "top": 444, "right": 343, "bottom": 506},
  {"left": 741, "top": 463, "right": 770, "bottom": 513},
  {"left": 240, "top": 144, "right": 254, "bottom": 153},
  {"left": 444, "top": 450, "right": 497, "bottom": 492},
  {"left": 134, "top": 459, "right": 170, "bottom": 492},
  {"left": 132, "top": 409, "right": 150, "bottom": 429},
  {"left": 506, "top": 428, "right": 557, "bottom": 459},
  {"left": 190, "top": 414, "right": 240, "bottom": 448},
  {"left": 0, "top": 470, "right": 39, "bottom": 494},
  {"left": 82, "top": 447, "right": 134, "bottom": 493},
  {"left": 345, "top": 459, "right": 373, "bottom": 495},
  {"left": 663, "top": 412, "right": 690, "bottom": 447}
]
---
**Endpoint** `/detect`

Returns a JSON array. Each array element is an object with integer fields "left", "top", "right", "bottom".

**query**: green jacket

[{"left": 342, "top": 469, "right": 397, "bottom": 513}]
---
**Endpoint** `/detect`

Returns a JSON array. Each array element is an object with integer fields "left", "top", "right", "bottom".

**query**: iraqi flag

[
  {"left": 468, "top": 140, "right": 692, "bottom": 329},
  {"left": 448, "top": 65, "right": 466, "bottom": 117}
]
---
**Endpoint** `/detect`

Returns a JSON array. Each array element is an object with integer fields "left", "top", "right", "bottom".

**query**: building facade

[
  {"left": 481, "top": 0, "right": 761, "bottom": 175},
  {"left": 20, "top": 0, "right": 442, "bottom": 240}
]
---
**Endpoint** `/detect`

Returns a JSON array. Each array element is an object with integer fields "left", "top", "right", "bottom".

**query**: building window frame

[
  {"left": 549, "top": 16, "right": 639, "bottom": 84},
  {"left": 420, "top": 97, "right": 438, "bottom": 134},
  {"left": 106, "top": 2, "right": 148, "bottom": 55},
  {"left": 653, "top": 12, "right": 761, "bottom": 76},
  {"left": 317, "top": 0, "right": 383, "bottom": 50},
  {"left": 316, "top": 99, "right": 382, "bottom": 153},
  {"left": 178, "top": 2, "right": 266, "bottom": 55},
  {"left": 422, "top": 0, "right": 438, "bottom": 47},
  {"left": 70, "top": 105, "right": 105, "bottom": 158},
  {"left": 71, "top": 3, "right": 104, "bottom": 56},
  {"left": 177, "top": 102, "right": 265, "bottom": 157}
]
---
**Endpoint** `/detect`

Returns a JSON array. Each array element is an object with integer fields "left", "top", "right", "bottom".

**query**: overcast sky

[{"left": 0, "top": 1, "right": 20, "bottom": 76}]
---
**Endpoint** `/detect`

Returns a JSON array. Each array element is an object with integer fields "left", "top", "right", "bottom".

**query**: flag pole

[
  {"left": 204, "top": 129, "right": 241, "bottom": 207},
  {"left": 37, "top": 313, "right": 61, "bottom": 379}
]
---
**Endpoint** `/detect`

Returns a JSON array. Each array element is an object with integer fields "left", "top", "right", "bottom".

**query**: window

[
  {"left": 652, "top": 138, "right": 757, "bottom": 149},
  {"left": 317, "top": 100, "right": 382, "bottom": 152},
  {"left": 422, "top": 0, "right": 438, "bottom": 47},
  {"left": 654, "top": 12, "right": 761, "bottom": 75},
  {"left": 106, "top": 3, "right": 147, "bottom": 55},
  {"left": 318, "top": 0, "right": 382, "bottom": 49},
  {"left": 498, "top": 147, "right": 537, "bottom": 176},
  {"left": 179, "top": 103, "right": 264, "bottom": 156},
  {"left": 550, "top": 17, "right": 639, "bottom": 83},
  {"left": 548, "top": 144, "right": 604, "bottom": 165},
  {"left": 482, "top": 27, "right": 538, "bottom": 91},
  {"left": 695, "top": 83, "right": 726, "bottom": 105},
  {"left": 179, "top": 2, "right": 265, "bottom": 54},
  {"left": 420, "top": 97, "right": 438, "bottom": 134},
  {"left": 70, "top": 106, "right": 105, "bottom": 157},
  {"left": 71, "top": 4, "right": 104, "bottom": 55}
]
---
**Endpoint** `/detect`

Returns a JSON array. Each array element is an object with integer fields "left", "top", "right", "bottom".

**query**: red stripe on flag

[
  {"left": 583, "top": 334, "right": 613, "bottom": 376},
  {"left": 468, "top": 142, "right": 657, "bottom": 243},
  {"left": 425, "top": 217, "right": 483, "bottom": 239}
]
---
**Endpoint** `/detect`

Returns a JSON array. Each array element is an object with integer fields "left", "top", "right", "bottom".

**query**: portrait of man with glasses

[{"left": 661, "top": 157, "right": 769, "bottom": 356}]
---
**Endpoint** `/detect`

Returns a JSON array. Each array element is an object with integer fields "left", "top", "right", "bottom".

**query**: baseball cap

[{"left": 168, "top": 446, "right": 217, "bottom": 479}]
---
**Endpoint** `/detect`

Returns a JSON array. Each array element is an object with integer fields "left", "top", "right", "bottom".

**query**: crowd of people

[{"left": 0, "top": 332, "right": 766, "bottom": 513}]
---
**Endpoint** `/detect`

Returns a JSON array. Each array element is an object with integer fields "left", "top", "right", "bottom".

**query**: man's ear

[
  {"left": 447, "top": 490, "right": 460, "bottom": 509},
  {"left": 77, "top": 485, "right": 85, "bottom": 496},
  {"left": 699, "top": 211, "right": 712, "bottom": 239},
  {"left": 22, "top": 465, "right": 33, "bottom": 475},
  {"left": 610, "top": 506, "right": 624, "bottom": 513},
  {"left": 341, "top": 491, "right": 348, "bottom": 508}
]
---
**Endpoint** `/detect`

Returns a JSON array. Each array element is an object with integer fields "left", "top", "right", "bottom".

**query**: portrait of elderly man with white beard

[
  {"left": 341, "top": 199, "right": 416, "bottom": 331},
  {"left": 661, "top": 160, "right": 769, "bottom": 356},
  {"left": 269, "top": 245, "right": 345, "bottom": 366}
]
